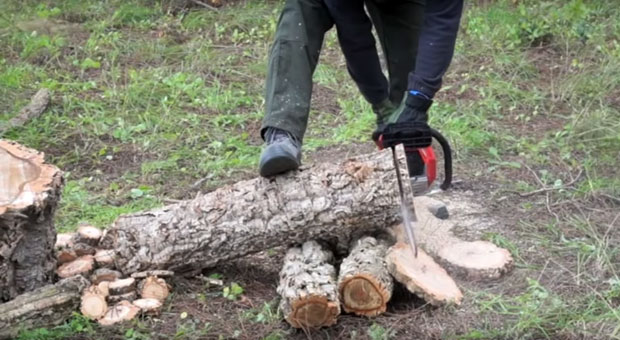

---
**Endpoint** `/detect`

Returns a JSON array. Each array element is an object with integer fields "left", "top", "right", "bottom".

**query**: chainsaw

[{"left": 375, "top": 126, "right": 453, "bottom": 257}]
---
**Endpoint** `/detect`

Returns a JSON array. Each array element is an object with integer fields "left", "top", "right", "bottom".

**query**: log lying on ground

[
  {"left": 133, "top": 298, "right": 162, "bottom": 315},
  {"left": 99, "top": 300, "right": 140, "bottom": 326},
  {"left": 385, "top": 242, "right": 463, "bottom": 306},
  {"left": 109, "top": 278, "right": 136, "bottom": 295},
  {"left": 0, "top": 140, "right": 63, "bottom": 301},
  {"left": 0, "top": 89, "right": 51, "bottom": 134},
  {"left": 56, "top": 255, "right": 94, "bottom": 279},
  {"left": 337, "top": 237, "right": 392, "bottom": 317},
  {"left": 108, "top": 292, "right": 137, "bottom": 304},
  {"left": 74, "top": 225, "right": 102, "bottom": 247},
  {"left": 391, "top": 196, "right": 514, "bottom": 281},
  {"left": 94, "top": 249, "right": 115, "bottom": 268},
  {"left": 100, "top": 152, "right": 403, "bottom": 274},
  {"left": 138, "top": 276, "right": 169, "bottom": 301},
  {"left": 0, "top": 276, "right": 89, "bottom": 339},
  {"left": 80, "top": 290, "right": 107, "bottom": 320},
  {"left": 91, "top": 268, "right": 122, "bottom": 284},
  {"left": 277, "top": 241, "right": 340, "bottom": 329}
]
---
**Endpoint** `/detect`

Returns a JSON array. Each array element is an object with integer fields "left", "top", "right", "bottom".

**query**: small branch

[
  {"left": 188, "top": 0, "right": 218, "bottom": 11},
  {"left": 510, "top": 168, "right": 583, "bottom": 198},
  {"left": 0, "top": 89, "right": 51, "bottom": 135}
]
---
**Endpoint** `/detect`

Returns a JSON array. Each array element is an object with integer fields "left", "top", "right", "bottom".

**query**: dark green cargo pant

[{"left": 261, "top": 0, "right": 425, "bottom": 142}]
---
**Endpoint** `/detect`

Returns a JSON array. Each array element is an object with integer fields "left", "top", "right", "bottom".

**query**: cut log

[
  {"left": 90, "top": 268, "right": 122, "bottom": 284},
  {"left": 55, "top": 233, "right": 74, "bottom": 249},
  {"left": 56, "top": 255, "right": 94, "bottom": 279},
  {"left": 385, "top": 242, "right": 462, "bottom": 306},
  {"left": 99, "top": 152, "right": 404, "bottom": 274},
  {"left": 99, "top": 300, "right": 140, "bottom": 326},
  {"left": 80, "top": 292, "right": 107, "bottom": 320},
  {"left": 108, "top": 278, "right": 136, "bottom": 295},
  {"left": 73, "top": 242, "right": 96, "bottom": 257},
  {"left": 277, "top": 241, "right": 340, "bottom": 329},
  {"left": 108, "top": 292, "right": 137, "bottom": 304},
  {"left": 391, "top": 196, "right": 514, "bottom": 281},
  {"left": 138, "top": 276, "right": 169, "bottom": 302},
  {"left": 97, "top": 281, "right": 110, "bottom": 297},
  {"left": 131, "top": 270, "right": 174, "bottom": 279},
  {"left": 133, "top": 298, "right": 162, "bottom": 316},
  {"left": 0, "top": 276, "right": 89, "bottom": 339},
  {"left": 56, "top": 249, "right": 78, "bottom": 264},
  {"left": 337, "top": 237, "right": 393, "bottom": 317},
  {"left": 0, "top": 140, "right": 63, "bottom": 301},
  {"left": 74, "top": 225, "right": 102, "bottom": 247},
  {"left": 94, "top": 249, "right": 115, "bottom": 269}
]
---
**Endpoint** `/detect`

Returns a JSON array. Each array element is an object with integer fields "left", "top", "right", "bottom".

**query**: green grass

[{"left": 0, "top": 0, "right": 618, "bottom": 339}]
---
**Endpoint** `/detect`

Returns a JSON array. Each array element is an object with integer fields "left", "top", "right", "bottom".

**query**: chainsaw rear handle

[{"left": 430, "top": 128, "right": 452, "bottom": 191}]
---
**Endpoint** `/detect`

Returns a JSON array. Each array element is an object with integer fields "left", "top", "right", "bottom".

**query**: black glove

[{"left": 372, "top": 92, "right": 433, "bottom": 149}]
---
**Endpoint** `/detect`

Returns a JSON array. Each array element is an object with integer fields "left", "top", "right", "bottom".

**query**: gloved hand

[{"left": 372, "top": 91, "right": 433, "bottom": 149}]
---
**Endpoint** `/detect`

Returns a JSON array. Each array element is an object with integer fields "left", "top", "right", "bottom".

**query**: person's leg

[
  {"left": 365, "top": 0, "right": 426, "bottom": 105},
  {"left": 261, "top": 0, "right": 334, "bottom": 142},
  {"left": 325, "top": 0, "right": 388, "bottom": 106}
]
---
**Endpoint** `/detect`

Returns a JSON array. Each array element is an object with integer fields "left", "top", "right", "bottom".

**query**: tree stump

[{"left": 0, "top": 140, "right": 63, "bottom": 302}]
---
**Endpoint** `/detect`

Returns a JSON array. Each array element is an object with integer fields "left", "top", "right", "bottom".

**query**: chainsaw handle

[{"left": 430, "top": 128, "right": 452, "bottom": 191}]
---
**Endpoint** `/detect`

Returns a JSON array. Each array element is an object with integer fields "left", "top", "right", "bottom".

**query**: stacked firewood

[{"left": 55, "top": 226, "right": 170, "bottom": 326}]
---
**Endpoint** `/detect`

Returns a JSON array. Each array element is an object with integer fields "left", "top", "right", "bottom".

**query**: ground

[{"left": 0, "top": 0, "right": 619, "bottom": 339}]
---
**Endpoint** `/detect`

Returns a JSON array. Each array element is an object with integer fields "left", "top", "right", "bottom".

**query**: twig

[
  {"left": 511, "top": 168, "right": 584, "bottom": 198},
  {"left": 0, "top": 89, "right": 51, "bottom": 135},
  {"left": 196, "top": 275, "right": 224, "bottom": 286},
  {"left": 188, "top": 0, "right": 218, "bottom": 11}
]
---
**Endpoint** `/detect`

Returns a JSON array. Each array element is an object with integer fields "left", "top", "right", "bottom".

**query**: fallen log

[
  {"left": 108, "top": 278, "right": 136, "bottom": 295},
  {"left": 0, "top": 89, "right": 51, "bottom": 135},
  {"left": 138, "top": 276, "right": 170, "bottom": 302},
  {"left": 337, "top": 236, "right": 393, "bottom": 317},
  {"left": 277, "top": 241, "right": 340, "bottom": 329},
  {"left": 0, "top": 276, "right": 89, "bottom": 339},
  {"left": 385, "top": 242, "right": 462, "bottom": 305},
  {"left": 0, "top": 140, "right": 63, "bottom": 301},
  {"left": 80, "top": 291, "right": 107, "bottom": 320},
  {"left": 100, "top": 152, "right": 403, "bottom": 274},
  {"left": 56, "top": 255, "right": 94, "bottom": 279},
  {"left": 99, "top": 300, "right": 140, "bottom": 326},
  {"left": 133, "top": 298, "right": 162, "bottom": 315}
]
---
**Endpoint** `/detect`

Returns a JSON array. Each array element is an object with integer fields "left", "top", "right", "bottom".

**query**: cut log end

[
  {"left": 386, "top": 242, "right": 463, "bottom": 306},
  {"left": 288, "top": 296, "right": 340, "bottom": 329},
  {"left": 56, "top": 255, "right": 94, "bottom": 279},
  {"left": 139, "top": 276, "right": 170, "bottom": 301},
  {"left": 337, "top": 236, "right": 393, "bottom": 317},
  {"left": 132, "top": 298, "right": 162, "bottom": 315},
  {"left": 80, "top": 292, "right": 107, "bottom": 320},
  {"left": 98, "top": 301, "right": 140, "bottom": 326},
  {"left": 108, "top": 278, "right": 136, "bottom": 295},
  {"left": 75, "top": 225, "right": 102, "bottom": 247},
  {"left": 90, "top": 268, "right": 122, "bottom": 285},
  {"left": 55, "top": 233, "right": 75, "bottom": 249},
  {"left": 108, "top": 291, "right": 137, "bottom": 304},
  {"left": 338, "top": 274, "right": 390, "bottom": 317},
  {"left": 94, "top": 249, "right": 115, "bottom": 269},
  {"left": 438, "top": 241, "right": 514, "bottom": 281}
]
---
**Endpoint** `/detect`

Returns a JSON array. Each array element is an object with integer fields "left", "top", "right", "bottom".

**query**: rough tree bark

[
  {"left": 277, "top": 241, "right": 340, "bottom": 329},
  {"left": 0, "top": 140, "right": 63, "bottom": 301},
  {"left": 0, "top": 276, "right": 89, "bottom": 339},
  {"left": 100, "top": 152, "right": 404, "bottom": 275},
  {"left": 337, "top": 236, "right": 393, "bottom": 317}
]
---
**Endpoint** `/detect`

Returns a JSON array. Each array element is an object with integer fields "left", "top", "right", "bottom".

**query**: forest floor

[{"left": 1, "top": 0, "right": 619, "bottom": 339}]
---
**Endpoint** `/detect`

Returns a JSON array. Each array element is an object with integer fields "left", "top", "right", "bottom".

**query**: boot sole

[{"left": 259, "top": 149, "right": 300, "bottom": 177}]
